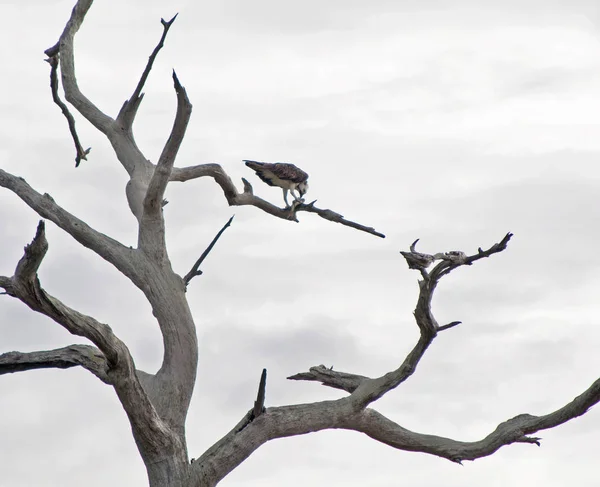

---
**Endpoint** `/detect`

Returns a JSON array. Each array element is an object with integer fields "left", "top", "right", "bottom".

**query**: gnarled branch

[
  {"left": 290, "top": 234, "right": 513, "bottom": 410},
  {"left": 0, "top": 220, "right": 178, "bottom": 460},
  {"left": 192, "top": 370, "right": 600, "bottom": 485}
]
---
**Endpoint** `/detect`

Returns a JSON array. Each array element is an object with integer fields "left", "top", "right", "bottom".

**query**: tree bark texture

[{"left": 1, "top": 2, "right": 599, "bottom": 486}]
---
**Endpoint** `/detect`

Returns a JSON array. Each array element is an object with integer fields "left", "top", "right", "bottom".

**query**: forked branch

[
  {"left": 289, "top": 234, "right": 513, "bottom": 411},
  {"left": 0, "top": 221, "right": 178, "bottom": 457}
]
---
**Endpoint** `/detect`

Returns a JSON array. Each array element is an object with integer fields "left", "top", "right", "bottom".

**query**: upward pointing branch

[
  {"left": 117, "top": 14, "right": 179, "bottom": 129},
  {"left": 139, "top": 71, "right": 192, "bottom": 260}
]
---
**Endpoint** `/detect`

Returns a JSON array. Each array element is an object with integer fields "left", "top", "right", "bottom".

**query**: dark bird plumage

[{"left": 243, "top": 160, "right": 309, "bottom": 206}]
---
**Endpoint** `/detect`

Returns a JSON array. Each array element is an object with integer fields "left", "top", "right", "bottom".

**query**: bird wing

[{"left": 262, "top": 163, "right": 308, "bottom": 183}]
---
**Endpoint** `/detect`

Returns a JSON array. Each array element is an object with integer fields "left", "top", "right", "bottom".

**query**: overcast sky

[{"left": 2, "top": 0, "right": 600, "bottom": 485}]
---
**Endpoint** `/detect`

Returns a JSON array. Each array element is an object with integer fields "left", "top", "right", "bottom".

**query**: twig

[
  {"left": 184, "top": 215, "right": 234, "bottom": 286},
  {"left": 45, "top": 55, "right": 91, "bottom": 166},
  {"left": 117, "top": 14, "right": 179, "bottom": 127}
]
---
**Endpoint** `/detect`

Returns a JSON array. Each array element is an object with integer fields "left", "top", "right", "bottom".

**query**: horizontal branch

[
  {"left": 192, "top": 370, "right": 600, "bottom": 484},
  {"left": 287, "top": 364, "right": 369, "bottom": 393},
  {"left": 0, "top": 345, "right": 110, "bottom": 383},
  {"left": 0, "top": 221, "right": 178, "bottom": 458},
  {"left": 169, "top": 163, "right": 385, "bottom": 238}
]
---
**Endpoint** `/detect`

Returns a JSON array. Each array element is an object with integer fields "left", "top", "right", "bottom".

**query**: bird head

[{"left": 298, "top": 181, "right": 309, "bottom": 196}]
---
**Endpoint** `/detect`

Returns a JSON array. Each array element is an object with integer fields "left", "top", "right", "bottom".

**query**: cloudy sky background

[{"left": 2, "top": 0, "right": 600, "bottom": 485}]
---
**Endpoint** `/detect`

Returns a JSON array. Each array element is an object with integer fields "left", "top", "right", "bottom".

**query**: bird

[{"left": 243, "top": 160, "right": 309, "bottom": 207}]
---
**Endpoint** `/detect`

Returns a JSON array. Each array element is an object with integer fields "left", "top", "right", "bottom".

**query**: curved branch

[
  {"left": 0, "top": 345, "right": 110, "bottom": 383},
  {"left": 192, "top": 370, "right": 600, "bottom": 484},
  {"left": 45, "top": 54, "right": 91, "bottom": 167},
  {"left": 169, "top": 163, "right": 385, "bottom": 238},
  {"left": 45, "top": 0, "right": 114, "bottom": 134},
  {"left": 0, "top": 221, "right": 179, "bottom": 462}
]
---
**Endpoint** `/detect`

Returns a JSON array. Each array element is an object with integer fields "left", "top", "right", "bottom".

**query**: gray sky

[{"left": 2, "top": 0, "right": 600, "bottom": 485}]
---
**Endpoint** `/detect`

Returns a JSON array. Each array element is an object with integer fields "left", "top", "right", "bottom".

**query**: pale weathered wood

[{"left": 0, "top": 1, "right": 598, "bottom": 486}]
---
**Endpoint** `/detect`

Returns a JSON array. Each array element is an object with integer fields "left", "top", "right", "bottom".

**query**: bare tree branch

[
  {"left": 169, "top": 163, "right": 385, "bottom": 238},
  {"left": 117, "top": 14, "right": 179, "bottom": 129},
  {"left": 44, "top": 0, "right": 114, "bottom": 135},
  {"left": 287, "top": 364, "right": 369, "bottom": 393},
  {"left": 1, "top": 221, "right": 124, "bottom": 366},
  {"left": 296, "top": 200, "right": 385, "bottom": 238},
  {"left": 192, "top": 370, "right": 600, "bottom": 484},
  {"left": 140, "top": 71, "right": 192, "bottom": 259},
  {"left": 0, "top": 221, "right": 179, "bottom": 461},
  {"left": 288, "top": 234, "right": 512, "bottom": 410},
  {"left": 0, "top": 172, "right": 139, "bottom": 280},
  {"left": 44, "top": 54, "right": 91, "bottom": 167},
  {"left": 0, "top": 345, "right": 110, "bottom": 383},
  {"left": 184, "top": 215, "right": 234, "bottom": 286},
  {"left": 252, "top": 369, "right": 267, "bottom": 420}
]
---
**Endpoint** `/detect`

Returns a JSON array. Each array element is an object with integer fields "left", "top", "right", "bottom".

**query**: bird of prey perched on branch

[{"left": 244, "top": 160, "right": 309, "bottom": 207}]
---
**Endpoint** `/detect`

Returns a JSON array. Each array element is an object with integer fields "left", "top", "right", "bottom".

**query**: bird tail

[{"left": 244, "top": 160, "right": 264, "bottom": 170}]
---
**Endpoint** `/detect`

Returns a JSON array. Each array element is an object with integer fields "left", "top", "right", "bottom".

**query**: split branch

[
  {"left": 0, "top": 221, "right": 178, "bottom": 456},
  {"left": 0, "top": 345, "right": 110, "bottom": 383},
  {"left": 169, "top": 163, "right": 385, "bottom": 238},
  {"left": 184, "top": 215, "right": 234, "bottom": 286}
]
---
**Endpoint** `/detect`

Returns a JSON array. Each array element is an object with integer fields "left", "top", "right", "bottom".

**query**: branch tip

[
  {"left": 183, "top": 216, "right": 234, "bottom": 286},
  {"left": 252, "top": 368, "right": 267, "bottom": 419},
  {"left": 438, "top": 321, "right": 462, "bottom": 332},
  {"left": 45, "top": 52, "right": 90, "bottom": 166}
]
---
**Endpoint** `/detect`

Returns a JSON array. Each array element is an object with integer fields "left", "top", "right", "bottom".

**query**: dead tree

[{"left": 1, "top": 2, "right": 599, "bottom": 486}]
